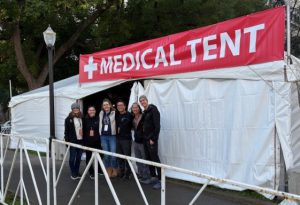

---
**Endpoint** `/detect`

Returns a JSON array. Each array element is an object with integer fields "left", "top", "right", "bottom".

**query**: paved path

[{"left": 1, "top": 150, "right": 276, "bottom": 205}]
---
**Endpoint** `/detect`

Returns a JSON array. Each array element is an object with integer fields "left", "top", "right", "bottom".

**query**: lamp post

[{"left": 43, "top": 25, "right": 56, "bottom": 142}]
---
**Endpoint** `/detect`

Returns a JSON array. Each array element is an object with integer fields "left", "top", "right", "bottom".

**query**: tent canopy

[{"left": 9, "top": 56, "right": 300, "bottom": 108}]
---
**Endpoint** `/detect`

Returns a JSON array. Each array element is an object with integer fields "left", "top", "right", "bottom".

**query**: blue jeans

[
  {"left": 69, "top": 146, "right": 83, "bottom": 176},
  {"left": 100, "top": 135, "right": 117, "bottom": 168}
]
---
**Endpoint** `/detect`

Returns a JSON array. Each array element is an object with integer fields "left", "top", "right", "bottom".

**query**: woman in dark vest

[{"left": 83, "top": 105, "right": 102, "bottom": 179}]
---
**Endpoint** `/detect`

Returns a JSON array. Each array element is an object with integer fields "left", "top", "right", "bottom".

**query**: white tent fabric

[
  {"left": 9, "top": 76, "right": 127, "bottom": 107},
  {"left": 128, "top": 82, "right": 145, "bottom": 111},
  {"left": 141, "top": 79, "right": 281, "bottom": 190},
  {"left": 8, "top": 56, "right": 300, "bottom": 191}
]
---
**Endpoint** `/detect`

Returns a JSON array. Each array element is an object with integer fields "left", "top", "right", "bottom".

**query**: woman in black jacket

[
  {"left": 83, "top": 106, "right": 102, "bottom": 179},
  {"left": 64, "top": 102, "right": 84, "bottom": 180}
]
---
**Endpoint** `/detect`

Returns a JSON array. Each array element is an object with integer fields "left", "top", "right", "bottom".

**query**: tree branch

[
  {"left": 36, "top": 1, "right": 115, "bottom": 86},
  {"left": 12, "top": 22, "right": 38, "bottom": 89},
  {"left": 35, "top": 42, "right": 44, "bottom": 61}
]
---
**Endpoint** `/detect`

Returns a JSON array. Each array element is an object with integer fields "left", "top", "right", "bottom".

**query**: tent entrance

[{"left": 82, "top": 81, "right": 138, "bottom": 115}]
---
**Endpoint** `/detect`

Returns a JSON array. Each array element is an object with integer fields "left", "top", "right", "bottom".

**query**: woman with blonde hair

[{"left": 99, "top": 99, "right": 118, "bottom": 178}]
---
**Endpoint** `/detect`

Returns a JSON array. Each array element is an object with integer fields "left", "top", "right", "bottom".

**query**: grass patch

[
  {"left": 27, "top": 150, "right": 46, "bottom": 157},
  {"left": 4, "top": 191, "right": 27, "bottom": 205},
  {"left": 168, "top": 178, "right": 280, "bottom": 204},
  {"left": 6, "top": 149, "right": 47, "bottom": 158}
]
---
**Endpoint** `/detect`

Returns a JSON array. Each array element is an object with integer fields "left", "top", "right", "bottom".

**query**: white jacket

[{"left": 99, "top": 110, "right": 116, "bottom": 135}]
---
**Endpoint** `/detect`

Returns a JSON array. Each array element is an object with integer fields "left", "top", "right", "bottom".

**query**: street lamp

[{"left": 43, "top": 25, "right": 56, "bottom": 141}]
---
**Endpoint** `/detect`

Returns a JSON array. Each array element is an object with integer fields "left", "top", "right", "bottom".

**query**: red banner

[{"left": 79, "top": 7, "right": 285, "bottom": 83}]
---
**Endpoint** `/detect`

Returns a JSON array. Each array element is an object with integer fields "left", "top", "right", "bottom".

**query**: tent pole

[
  {"left": 9, "top": 80, "right": 12, "bottom": 121},
  {"left": 285, "top": 0, "right": 291, "bottom": 65}
]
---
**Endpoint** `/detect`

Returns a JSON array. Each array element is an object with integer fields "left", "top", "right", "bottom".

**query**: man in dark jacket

[
  {"left": 116, "top": 100, "right": 133, "bottom": 179},
  {"left": 83, "top": 106, "right": 102, "bottom": 179},
  {"left": 139, "top": 95, "right": 161, "bottom": 190},
  {"left": 64, "top": 102, "right": 84, "bottom": 180}
]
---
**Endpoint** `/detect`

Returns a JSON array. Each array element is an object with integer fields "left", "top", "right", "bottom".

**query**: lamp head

[{"left": 43, "top": 25, "right": 56, "bottom": 47}]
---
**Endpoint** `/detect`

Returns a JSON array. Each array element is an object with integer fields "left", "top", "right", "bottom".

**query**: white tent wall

[
  {"left": 10, "top": 96, "right": 76, "bottom": 154},
  {"left": 143, "top": 78, "right": 284, "bottom": 191},
  {"left": 290, "top": 83, "right": 300, "bottom": 168}
]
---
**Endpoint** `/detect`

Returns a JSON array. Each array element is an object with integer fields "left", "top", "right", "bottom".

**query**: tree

[
  {"left": 0, "top": 0, "right": 270, "bottom": 112},
  {"left": 0, "top": 0, "right": 118, "bottom": 90},
  {"left": 124, "top": 0, "right": 267, "bottom": 43}
]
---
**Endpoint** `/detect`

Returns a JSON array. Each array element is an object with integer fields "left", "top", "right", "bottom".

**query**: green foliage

[{"left": 124, "top": 0, "right": 268, "bottom": 43}]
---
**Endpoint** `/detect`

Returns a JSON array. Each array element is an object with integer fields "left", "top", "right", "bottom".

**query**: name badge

[
  {"left": 104, "top": 125, "right": 108, "bottom": 131},
  {"left": 90, "top": 129, "right": 94, "bottom": 137}
]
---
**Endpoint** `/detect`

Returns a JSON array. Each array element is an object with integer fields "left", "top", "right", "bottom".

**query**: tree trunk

[
  {"left": 12, "top": 1, "right": 115, "bottom": 90},
  {"left": 12, "top": 23, "right": 41, "bottom": 90}
]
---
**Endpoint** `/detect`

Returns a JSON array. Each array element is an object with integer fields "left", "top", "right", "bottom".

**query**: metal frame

[
  {"left": 0, "top": 133, "right": 300, "bottom": 204},
  {"left": 0, "top": 134, "right": 50, "bottom": 205},
  {"left": 52, "top": 139, "right": 300, "bottom": 205},
  {"left": 285, "top": 0, "right": 291, "bottom": 65}
]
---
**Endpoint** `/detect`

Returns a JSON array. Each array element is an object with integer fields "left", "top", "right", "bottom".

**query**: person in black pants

[
  {"left": 64, "top": 102, "right": 84, "bottom": 180},
  {"left": 139, "top": 95, "right": 161, "bottom": 190},
  {"left": 83, "top": 106, "right": 102, "bottom": 179},
  {"left": 116, "top": 100, "right": 133, "bottom": 179}
]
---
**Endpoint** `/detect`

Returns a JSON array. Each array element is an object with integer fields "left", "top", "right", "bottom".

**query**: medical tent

[{"left": 8, "top": 55, "right": 300, "bottom": 191}]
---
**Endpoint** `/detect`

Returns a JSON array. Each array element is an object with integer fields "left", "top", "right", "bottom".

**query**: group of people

[{"left": 64, "top": 95, "right": 162, "bottom": 189}]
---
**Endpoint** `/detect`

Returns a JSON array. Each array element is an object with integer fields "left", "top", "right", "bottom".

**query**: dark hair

[
  {"left": 87, "top": 105, "right": 96, "bottom": 110},
  {"left": 86, "top": 106, "right": 96, "bottom": 118},
  {"left": 131, "top": 102, "right": 142, "bottom": 115},
  {"left": 116, "top": 99, "right": 126, "bottom": 107}
]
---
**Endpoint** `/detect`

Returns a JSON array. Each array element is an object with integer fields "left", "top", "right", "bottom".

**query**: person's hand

[{"left": 150, "top": 139, "right": 155, "bottom": 145}]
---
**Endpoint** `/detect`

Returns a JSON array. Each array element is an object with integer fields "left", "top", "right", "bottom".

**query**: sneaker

[
  {"left": 118, "top": 172, "right": 125, "bottom": 178},
  {"left": 137, "top": 174, "right": 143, "bottom": 179},
  {"left": 122, "top": 174, "right": 132, "bottom": 180},
  {"left": 71, "top": 174, "right": 81, "bottom": 180},
  {"left": 90, "top": 174, "right": 95, "bottom": 180},
  {"left": 152, "top": 181, "right": 161, "bottom": 190},
  {"left": 139, "top": 176, "right": 149, "bottom": 182},
  {"left": 140, "top": 177, "right": 158, "bottom": 185},
  {"left": 98, "top": 171, "right": 104, "bottom": 176}
]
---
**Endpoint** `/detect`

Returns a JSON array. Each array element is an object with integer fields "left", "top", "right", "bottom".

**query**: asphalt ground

[{"left": 1, "top": 150, "right": 277, "bottom": 205}]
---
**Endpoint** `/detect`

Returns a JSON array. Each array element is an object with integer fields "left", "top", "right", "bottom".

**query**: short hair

[
  {"left": 139, "top": 95, "right": 148, "bottom": 102},
  {"left": 87, "top": 105, "right": 96, "bottom": 110},
  {"left": 116, "top": 99, "right": 126, "bottom": 106}
]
